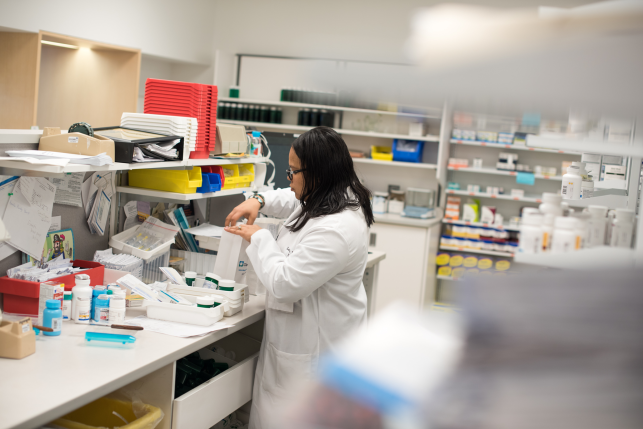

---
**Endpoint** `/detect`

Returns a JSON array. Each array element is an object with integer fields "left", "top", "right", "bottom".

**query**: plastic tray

[
  {"left": 128, "top": 167, "right": 202, "bottom": 194},
  {"left": 146, "top": 301, "right": 225, "bottom": 326},
  {"left": 221, "top": 164, "right": 254, "bottom": 190},
  {"left": 167, "top": 284, "right": 245, "bottom": 317},
  {"left": 197, "top": 172, "right": 222, "bottom": 193},
  {"left": 110, "top": 226, "right": 174, "bottom": 261},
  {"left": 170, "top": 249, "right": 217, "bottom": 276}
]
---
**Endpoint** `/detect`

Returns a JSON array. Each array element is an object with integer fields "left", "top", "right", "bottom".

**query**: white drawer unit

[{"left": 172, "top": 333, "right": 261, "bottom": 429}]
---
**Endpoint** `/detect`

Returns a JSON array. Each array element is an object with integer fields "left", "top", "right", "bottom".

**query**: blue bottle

[
  {"left": 93, "top": 294, "right": 110, "bottom": 323},
  {"left": 43, "top": 299, "right": 62, "bottom": 336},
  {"left": 91, "top": 287, "right": 106, "bottom": 320}
]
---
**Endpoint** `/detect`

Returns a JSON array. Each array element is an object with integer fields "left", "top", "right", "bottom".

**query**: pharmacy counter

[{"left": 0, "top": 297, "right": 266, "bottom": 429}]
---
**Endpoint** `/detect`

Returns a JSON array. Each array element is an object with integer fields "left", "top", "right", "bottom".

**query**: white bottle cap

[
  {"left": 109, "top": 296, "right": 126, "bottom": 308},
  {"left": 197, "top": 296, "right": 215, "bottom": 306},
  {"left": 567, "top": 165, "right": 581, "bottom": 174},
  {"left": 108, "top": 285, "right": 121, "bottom": 292},
  {"left": 588, "top": 205, "right": 608, "bottom": 217},
  {"left": 185, "top": 271, "right": 197, "bottom": 278},
  {"left": 219, "top": 279, "right": 236, "bottom": 289},
  {"left": 542, "top": 192, "right": 562, "bottom": 205},
  {"left": 522, "top": 214, "right": 543, "bottom": 226},
  {"left": 554, "top": 216, "right": 578, "bottom": 229},
  {"left": 205, "top": 272, "right": 220, "bottom": 280},
  {"left": 615, "top": 208, "right": 635, "bottom": 221}
]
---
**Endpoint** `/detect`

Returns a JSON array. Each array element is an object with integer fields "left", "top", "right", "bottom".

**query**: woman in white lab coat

[{"left": 224, "top": 126, "right": 374, "bottom": 429}]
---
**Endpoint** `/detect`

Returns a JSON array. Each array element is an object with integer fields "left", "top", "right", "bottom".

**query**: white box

[{"left": 511, "top": 189, "right": 525, "bottom": 198}]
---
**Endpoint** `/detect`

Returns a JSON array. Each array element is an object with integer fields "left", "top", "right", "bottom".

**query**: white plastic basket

[
  {"left": 167, "top": 284, "right": 247, "bottom": 317},
  {"left": 146, "top": 301, "right": 225, "bottom": 326},
  {"left": 110, "top": 226, "right": 174, "bottom": 261}
]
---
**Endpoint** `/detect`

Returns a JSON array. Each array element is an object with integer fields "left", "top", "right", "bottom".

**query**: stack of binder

[
  {"left": 143, "top": 78, "right": 218, "bottom": 159},
  {"left": 121, "top": 113, "right": 198, "bottom": 153}
]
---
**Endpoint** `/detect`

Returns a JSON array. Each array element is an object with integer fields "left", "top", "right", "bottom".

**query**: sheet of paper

[
  {"left": 84, "top": 177, "right": 98, "bottom": 219},
  {"left": 81, "top": 175, "right": 92, "bottom": 209},
  {"left": 91, "top": 190, "right": 111, "bottom": 235},
  {"left": 123, "top": 200, "right": 140, "bottom": 231},
  {"left": 49, "top": 216, "right": 61, "bottom": 232},
  {"left": 0, "top": 177, "right": 20, "bottom": 261},
  {"left": 125, "top": 315, "right": 233, "bottom": 338},
  {"left": 3, "top": 177, "right": 56, "bottom": 259},
  {"left": 49, "top": 172, "right": 84, "bottom": 207},
  {"left": 0, "top": 156, "right": 69, "bottom": 167},
  {"left": 183, "top": 223, "right": 224, "bottom": 237}
]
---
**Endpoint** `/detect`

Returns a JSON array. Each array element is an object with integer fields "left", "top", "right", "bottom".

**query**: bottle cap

[
  {"left": 185, "top": 271, "right": 197, "bottom": 278},
  {"left": 110, "top": 296, "right": 126, "bottom": 308},
  {"left": 97, "top": 294, "right": 109, "bottom": 303},
  {"left": 76, "top": 274, "right": 90, "bottom": 281},
  {"left": 615, "top": 208, "right": 635, "bottom": 221},
  {"left": 197, "top": 296, "right": 215, "bottom": 306},
  {"left": 567, "top": 165, "right": 580, "bottom": 174},
  {"left": 218, "top": 279, "right": 236, "bottom": 291},
  {"left": 542, "top": 192, "right": 562, "bottom": 205},
  {"left": 522, "top": 214, "right": 543, "bottom": 226},
  {"left": 107, "top": 290, "right": 113, "bottom": 295},
  {"left": 46, "top": 299, "right": 61, "bottom": 309},
  {"left": 63, "top": 291, "right": 72, "bottom": 300}
]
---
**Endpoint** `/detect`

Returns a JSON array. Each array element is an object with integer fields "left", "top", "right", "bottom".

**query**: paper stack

[
  {"left": 143, "top": 78, "right": 218, "bottom": 159},
  {"left": 121, "top": 112, "right": 198, "bottom": 154},
  {"left": 5, "top": 150, "right": 113, "bottom": 166}
]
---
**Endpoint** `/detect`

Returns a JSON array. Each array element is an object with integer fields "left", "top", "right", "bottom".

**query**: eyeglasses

[{"left": 286, "top": 168, "right": 306, "bottom": 181}]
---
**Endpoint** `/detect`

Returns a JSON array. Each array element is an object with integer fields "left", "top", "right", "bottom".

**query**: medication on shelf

[
  {"left": 498, "top": 132, "right": 514, "bottom": 144},
  {"left": 580, "top": 178, "right": 594, "bottom": 199},
  {"left": 467, "top": 184, "right": 481, "bottom": 193},
  {"left": 448, "top": 158, "right": 469, "bottom": 168},
  {"left": 452, "top": 129, "right": 477, "bottom": 141},
  {"left": 510, "top": 189, "right": 524, "bottom": 198},
  {"left": 445, "top": 196, "right": 461, "bottom": 220},
  {"left": 516, "top": 164, "right": 532, "bottom": 172},
  {"left": 462, "top": 203, "right": 479, "bottom": 222},
  {"left": 472, "top": 158, "right": 483, "bottom": 169},
  {"left": 480, "top": 206, "right": 496, "bottom": 224},
  {"left": 91, "top": 287, "right": 107, "bottom": 320},
  {"left": 204, "top": 272, "right": 220, "bottom": 290},
  {"left": 534, "top": 166, "right": 557, "bottom": 177},
  {"left": 609, "top": 209, "right": 635, "bottom": 248},
  {"left": 551, "top": 217, "right": 578, "bottom": 253},
  {"left": 581, "top": 154, "right": 601, "bottom": 183},
  {"left": 513, "top": 132, "right": 528, "bottom": 145},
  {"left": 93, "top": 294, "right": 110, "bottom": 323},
  {"left": 497, "top": 153, "right": 518, "bottom": 171},
  {"left": 447, "top": 182, "right": 460, "bottom": 190},
  {"left": 539, "top": 193, "right": 563, "bottom": 217},
  {"left": 519, "top": 213, "right": 543, "bottom": 254},
  {"left": 38, "top": 281, "right": 64, "bottom": 325},
  {"left": 495, "top": 260, "right": 511, "bottom": 271},
  {"left": 184, "top": 271, "right": 197, "bottom": 286},
  {"left": 75, "top": 298, "right": 91, "bottom": 324},
  {"left": 603, "top": 165, "right": 626, "bottom": 181},
  {"left": 572, "top": 162, "right": 589, "bottom": 180},
  {"left": 62, "top": 292, "right": 72, "bottom": 321},
  {"left": 476, "top": 131, "right": 498, "bottom": 142},
  {"left": 541, "top": 213, "right": 555, "bottom": 252},
  {"left": 43, "top": 300, "right": 62, "bottom": 337},
  {"left": 388, "top": 190, "right": 405, "bottom": 214},
  {"left": 572, "top": 214, "right": 590, "bottom": 249},
  {"left": 436, "top": 253, "right": 450, "bottom": 266},
  {"left": 372, "top": 192, "right": 389, "bottom": 214},
  {"left": 108, "top": 296, "right": 126, "bottom": 324},
  {"left": 561, "top": 166, "right": 582, "bottom": 200},
  {"left": 463, "top": 255, "right": 478, "bottom": 268},
  {"left": 486, "top": 186, "right": 502, "bottom": 195},
  {"left": 218, "top": 279, "right": 236, "bottom": 292},
  {"left": 587, "top": 205, "right": 608, "bottom": 247},
  {"left": 197, "top": 296, "right": 216, "bottom": 308}
]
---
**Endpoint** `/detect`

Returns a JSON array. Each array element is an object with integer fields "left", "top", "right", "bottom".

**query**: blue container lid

[
  {"left": 46, "top": 299, "right": 60, "bottom": 309},
  {"left": 252, "top": 131, "right": 262, "bottom": 137}
]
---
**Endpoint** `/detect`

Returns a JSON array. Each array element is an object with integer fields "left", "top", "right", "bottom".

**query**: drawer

[{"left": 172, "top": 334, "right": 261, "bottom": 429}]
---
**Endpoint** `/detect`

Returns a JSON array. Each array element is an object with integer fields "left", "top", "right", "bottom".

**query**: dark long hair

[{"left": 289, "top": 126, "right": 374, "bottom": 232}]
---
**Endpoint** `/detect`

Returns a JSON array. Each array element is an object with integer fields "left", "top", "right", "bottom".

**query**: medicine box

[
  {"left": 38, "top": 281, "right": 64, "bottom": 325},
  {"left": 0, "top": 260, "right": 105, "bottom": 317}
]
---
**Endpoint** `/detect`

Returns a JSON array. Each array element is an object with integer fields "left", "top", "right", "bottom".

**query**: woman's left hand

[{"left": 224, "top": 224, "right": 262, "bottom": 243}]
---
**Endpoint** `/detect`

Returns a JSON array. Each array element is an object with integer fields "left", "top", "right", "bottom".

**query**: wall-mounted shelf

[
  {"left": 439, "top": 245, "right": 514, "bottom": 258},
  {"left": 446, "top": 189, "right": 542, "bottom": 203},
  {"left": 527, "top": 135, "right": 643, "bottom": 158},
  {"left": 185, "top": 157, "right": 270, "bottom": 167},
  {"left": 374, "top": 212, "right": 442, "bottom": 228},
  {"left": 447, "top": 166, "right": 562, "bottom": 181},
  {"left": 218, "top": 120, "right": 440, "bottom": 142},
  {"left": 218, "top": 97, "right": 440, "bottom": 119},
  {"left": 514, "top": 246, "right": 636, "bottom": 269},
  {"left": 353, "top": 158, "right": 437, "bottom": 169},
  {"left": 441, "top": 218, "right": 520, "bottom": 232},
  {"left": 450, "top": 139, "right": 581, "bottom": 155},
  {"left": 436, "top": 275, "right": 461, "bottom": 281},
  {"left": 115, "top": 186, "right": 255, "bottom": 201}
]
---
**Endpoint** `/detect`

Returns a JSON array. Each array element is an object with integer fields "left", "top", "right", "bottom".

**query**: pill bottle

[
  {"left": 541, "top": 213, "right": 555, "bottom": 252},
  {"left": 580, "top": 178, "right": 594, "bottom": 199},
  {"left": 218, "top": 279, "right": 236, "bottom": 292},
  {"left": 587, "top": 205, "right": 608, "bottom": 247},
  {"left": 204, "top": 272, "right": 220, "bottom": 289},
  {"left": 94, "top": 294, "right": 110, "bottom": 323},
  {"left": 75, "top": 298, "right": 91, "bottom": 324},
  {"left": 71, "top": 274, "right": 92, "bottom": 321},
  {"left": 108, "top": 284, "right": 121, "bottom": 294},
  {"left": 573, "top": 214, "right": 590, "bottom": 249},
  {"left": 197, "top": 296, "right": 215, "bottom": 308},
  {"left": 539, "top": 193, "right": 563, "bottom": 217},
  {"left": 572, "top": 161, "right": 589, "bottom": 180},
  {"left": 551, "top": 217, "right": 578, "bottom": 253},
  {"left": 62, "top": 291, "right": 72, "bottom": 321},
  {"left": 109, "top": 296, "right": 126, "bottom": 324},
  {"left": 610, "top": 208, "right": 635, "bottom": 248},
  {"left": 185, "top": 271, "right": 197, "bottom": 286},
  {"left": 519, "top": 214, "right": 543, "bottom": 254},
  {"left": 90, "top": 288, "right": 105, "bottom": 320},
  {"left": 561, "top": 166, "right": 582, "bottom": 200},
  {"left": 43, "top": 299, "right": 62, "bottom": 336}
]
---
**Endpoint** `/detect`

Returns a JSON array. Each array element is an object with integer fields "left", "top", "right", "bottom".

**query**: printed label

[
  {"left": 68, "top": 136, "right": 79, "bottom": 143},
  {"left": 21, "top": 323, "right": 29, "bottom": 333},
  {"left": 452, "top": 267, "right": 466, "bottom": 278},
  {"left": 435, "top": 253, "right": 450, "bottom": 266},
  {"left": 542, "top": 232, "right": 549, "bottom": 250},
  {"left": 495, "top": 260, "right": 511, "bottom": 271},
  {"left": 99, "top": 308, "right": 109, "bottom": 321},
  {"left": 437, "top": 266, "right": 452, "bottom": 276},
  {"left": 52, "top": 318, "right": 61, "bottom": 331},
  {"left": 78, "top": 310, "right": 90, "bottom": 321},
  {"left": 449, "top": 255, "right": 464, "bottom": 267},
  {"left": 186, "top": 278, "right": 195, "bottom": 286},
  {"left": 463, "top": 256, "right": 478, "bottom": 268},
  {"left": 477, "top": 258, "right": 493, "bottom": 270}
]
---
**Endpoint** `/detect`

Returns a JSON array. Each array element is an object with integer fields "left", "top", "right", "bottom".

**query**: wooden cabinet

[{"left": 0, "top": 30, "right": 140, "bottom": 130}]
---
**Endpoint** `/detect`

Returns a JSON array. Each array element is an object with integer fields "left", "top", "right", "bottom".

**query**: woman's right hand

[{"left": 225, "top": 197, "right": 261, "bottom": 227}]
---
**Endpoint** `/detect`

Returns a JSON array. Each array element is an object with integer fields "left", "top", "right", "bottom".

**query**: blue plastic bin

[
  {"left": 392, "top": 139, "right": 424, "bottom": 163},
  {"left": 197, "top": 173, "right": 222, "bottom": 193}
]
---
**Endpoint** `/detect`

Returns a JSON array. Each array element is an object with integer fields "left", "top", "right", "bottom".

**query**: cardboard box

[
  {"left": 38, "top": 281, "right": 64, "bottom": 325},
  {"left": 213, "top": 123, "right": 248, "bottom": 155},
  {"left": 39, "top": 128, "right": 116, "bottom": 162}
]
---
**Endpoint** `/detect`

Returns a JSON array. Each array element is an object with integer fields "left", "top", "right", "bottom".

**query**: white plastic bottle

[
  {"left": 519, "top": 214, "right": 543, "bottom": 253},
  {"left": 108, "top": 296, "right": 126, "bottom": 324},
  {"left": 541, "top": 213, "right": 555, "bottom": 252},
  {"left": 75, "top": 297, "right": 91, "bottom": 325},
  {"left": 539, "top": 192, "right": 563, "bottom": 217},
  {"left": 71, "top": 274, "right": 92, "bottom": 321},
  {"left": 572, "top": 161, "right": 588, "bottom": 180},
  {"left": 610, "top": 208, "right": 635, "bottom": 248},
  {"left": 573, "top": 214, "right": 590, "bottom": 250},
  {"left": 551, "top": 217, "right": 578, "bottom": 253},
  {"left": 587, "top": 205, "right": 608, "bottom": 247},
  {"left": 561, "top": 166, "right": 582, "bottom": 200}
]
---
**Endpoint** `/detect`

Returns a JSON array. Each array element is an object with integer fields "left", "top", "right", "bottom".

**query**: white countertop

[
  {"left": 366, "top": 250, "right": 386, "bottom": 268},
  {"left": 374, "top": 211, "right": 442, "bottom": 228},
  {"left": 0, "top": 297, "right": 266, "bottom": 429}
]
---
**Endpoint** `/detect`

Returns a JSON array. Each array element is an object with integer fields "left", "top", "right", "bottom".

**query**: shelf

[
  {"left": 527, "top": 135, "right": 643, "bottom": 158},
  {"left": 450, "top": 139, "right": 581, "bottom": 155},
  {"left": 436, "top": 275, "right": 461, "bottom": 281},
  {"left": 446, "top": 189, "right": 542, "bottom": 203},
  {"left": 439, "top": 245, "right": 514, "bottom": 257},
  {"left": 186, "top": 157, "right": 270, "bottom": 166},
  {"left": 441, "top": 218, "right": 520, "bottom": 232},
  {"left": 115, "top": 186, "right": 254, "bottom": 201},
  {"left": 218, "top": 97, "right": 440, "bottom": 119},
  {"left": 514, "top": 246, "right": 636, "bottom": 269},
  {"left": 353, "top": 158, "right": 437, "bottom": 169},
  {"left": 447, "top": 166, "right": 562, "bottom": 181},
  {"left": 374, "top": 212, "right": 442, "bottom": 228},
  {"left": 218, "top": 120, "right": 440, "bottom": 142}
]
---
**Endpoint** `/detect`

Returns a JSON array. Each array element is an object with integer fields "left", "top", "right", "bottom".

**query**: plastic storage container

[
  {"left": 171, "top": 249, "right": 217, "bottom": 275},
  {"left": 221, "top": 164, "right": 255, "bottom": 190},
  {"left": 50, "top": 397, "right": 162, "bottom": 429},
  {"left": 110, "top": 228, "right": 174, "bottom": 261},
  {"left": 587, "top": 205, "right": 608, "bottom": 247},
  {"left": 167, "top": 283, "right": 248, "bottom": 317},
  {"left": 551, "top": 217, "right": 578, "bottom": 253},
  {"left": 392, "top": 139, "right": 424, "bottom": 163},
  {"left": 519, "top": 214, "right": 543, "bottom": 253},
  {"left": 370, "top": 146, "right": 393, "bottom": 161},
  {"left": 610, "top": 208, "right": 635, "bottom": 248},
  {"left": 129, "top": 167, "right": 202, "bottom": 194},
  {"left": 146, "top": 301, "right": 225, "bottom": 326}
]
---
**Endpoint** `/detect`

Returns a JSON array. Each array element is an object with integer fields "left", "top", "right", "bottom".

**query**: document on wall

[
  {"left": 0, "top": 176, "right": 20, "bottom": 261},
  {"left": 123, "top": 200, "right": 140, "bottom": 231},
  {"left": 88, "top": 190, "right": 111, "bottom": 236},
  {"left": 48, "top": 172, "right": 84, "bottom": 207},
  {"left": 3, "top": 177, "right": 56, "bottom": 259},
  {"left": 49, "top": 216, "right": 61, "bottom": 232}
]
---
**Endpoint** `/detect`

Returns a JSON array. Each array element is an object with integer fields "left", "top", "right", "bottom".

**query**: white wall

[{"left": 0, "top": 0, "right": 216, "bottom": 65}]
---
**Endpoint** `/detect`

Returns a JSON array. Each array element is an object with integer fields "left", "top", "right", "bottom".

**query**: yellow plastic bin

[
  {"left": 371, "top": 146, "right": 393, "bottom": 161},
  {"left": 222, "top": 164, "right": 255, "bottom": 190},
  {"left": 129, "top": 167, "right": 202, "bottom": 194},
  {"left": 50, "top": 397, "right": 163, "bottom": 429}
]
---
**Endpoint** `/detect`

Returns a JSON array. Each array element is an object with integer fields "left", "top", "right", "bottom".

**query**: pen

[{"left": 88, "top": 322, "right": 144, "bottom": 331}]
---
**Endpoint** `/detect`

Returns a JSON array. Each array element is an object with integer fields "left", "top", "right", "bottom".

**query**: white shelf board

[
  {"left": 353, "top": 157, "right": 437, "bottom": 169},
  {"left": 450, "top": 139, "right": 581, "bottom": 155},
  {"left": 514, "top": 246, "right": 636, "bottom": 269},
  {"left": 446, "top": 189, "right": 628, "bottom": 208},
  {"left": 441, "top": 218, "right": 520, "bottom": 232},
  {"left": 186, "top": 157, "right": 270, "bottom": 166},
  {"left": 527, "top": 135, "right": 643, "bottom": 158},
  {"left": 446, "top": 189, "right": 542, "bottom": 203},
  {"left": 436, "top": 275, "right": 461, "bottom": 281},
  {"left": 115, "top": 186, "right": 253, "bottom": 201},
  {"left": 439, "top": 245, "right": 514, "bottom": 258},
  {"left": 374, "top": 212, "right": 442, "bottom": 228},
  {"left": 218, "top": 97, "right": 440, "bottom": 119},
  {"left": 447, "top": 166, "right": 562, "bottom": 181},
  {"left": 218, "top": 120, "right": 440, "bottom": 142}
]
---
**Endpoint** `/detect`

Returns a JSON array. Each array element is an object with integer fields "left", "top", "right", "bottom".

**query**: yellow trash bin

[{"left": 51, "top": 397, "right": 163, "bottom": 429}]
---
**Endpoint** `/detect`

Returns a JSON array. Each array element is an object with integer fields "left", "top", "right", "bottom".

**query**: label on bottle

[
  {"left": 542, "top": 232, "right": 549, "bottom": 250},
  {"left": 78, "top": 310, "right": 90, "bottom": 321},
  {"left": 52, "top": 318, "right": 61, "bottom": 332},
  {"left": 99, "top": 307, "right": 109, "bottom": 322},
  {"left": 204, "top": 277, "right": 219, "bottom": 289},
  {"left": 186, "top": 278, "right": 195, "bottom": 286}
]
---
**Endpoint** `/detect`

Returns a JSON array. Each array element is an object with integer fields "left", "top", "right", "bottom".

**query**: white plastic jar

[
  {"left": 539, "top": 193, "right": 563, "bottom": 217},
  {"left": 561, "top": 166, "right": 582, "bottom": 200},
  {"left": 108, "top": 296, "right": 126, "bottom": 324},
  {"left": 610, "top": 208, "right": 635, "bottom": 248},
  {"left": 580, "top": 179, "right": 594, "bottom": 199},
  {"left": 551, "top": 217, "right": 578, "bottom": 253},
  {"left": 519, "top": 213, "right": 543, "bottom": 254},
  {"left": 541, "top": 213, "right": 555, "bottom": 252},
  {"left": 218, "top": 279, "right": 236, "bottom": 292},
  {"left": 573, "top": 214, "right": 590, "bottom": 250},
  {"left": 587, "top": 205, "right": 608, "bottom": 247}
]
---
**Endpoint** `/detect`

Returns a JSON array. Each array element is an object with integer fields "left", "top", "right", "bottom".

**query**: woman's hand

[
  {"left": 225, "top": 197, "right": 261, "bottom": 227},
  {"left": 224, "top": 224, "right": 262, "bottom": 243}
]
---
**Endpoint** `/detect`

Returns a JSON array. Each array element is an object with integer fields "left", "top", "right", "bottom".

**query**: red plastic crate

[{"left": 0, "top": 260, "right": 105, "bottom": 316}]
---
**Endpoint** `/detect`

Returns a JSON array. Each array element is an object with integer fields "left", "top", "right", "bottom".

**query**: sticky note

[{"left": 516, "top": 172, "right": 535, "bottom": 186}]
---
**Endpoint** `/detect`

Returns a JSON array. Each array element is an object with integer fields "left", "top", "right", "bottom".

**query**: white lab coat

[{"left": 246, "top": 188, "right": 369, "bottom": 429}]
